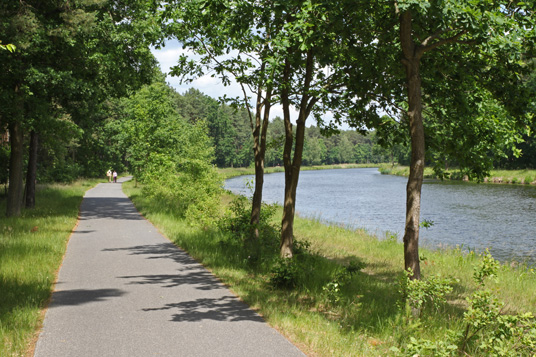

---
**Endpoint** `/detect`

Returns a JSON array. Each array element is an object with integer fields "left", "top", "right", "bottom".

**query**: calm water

[{"left": 225, "top": 168, "right": 536, "bottom": 265}]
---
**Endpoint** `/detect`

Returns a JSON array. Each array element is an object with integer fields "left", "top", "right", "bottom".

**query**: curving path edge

[{"left": 34, "top": 177, "right": 304, "bottom": 356}]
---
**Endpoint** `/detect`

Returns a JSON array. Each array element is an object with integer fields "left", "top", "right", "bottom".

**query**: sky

[{"left": 150, "top": 40, "right": 341, "bottom": 127}]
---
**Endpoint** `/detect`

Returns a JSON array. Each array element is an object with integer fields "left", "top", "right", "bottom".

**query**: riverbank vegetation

[
  {"left": 122, "top": 180, "right": 536, "bottom": 356},
  {"left": 379, "top": 165, "right": 536, "bottom": 185},
  {"left": 219, "top": 163, "right": 381, "bottom": 179},
  {"left": 0, "top": 179, "right": 102, "bottom": 356}
]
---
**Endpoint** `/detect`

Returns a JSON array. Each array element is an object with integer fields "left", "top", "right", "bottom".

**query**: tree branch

[{"left": 421, "top": 29, "right": 468, "bottom": 53}]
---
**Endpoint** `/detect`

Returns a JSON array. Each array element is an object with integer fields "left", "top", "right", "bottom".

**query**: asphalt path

[{"left": 34, "top": 177, "right": 304, "bottom": 357}]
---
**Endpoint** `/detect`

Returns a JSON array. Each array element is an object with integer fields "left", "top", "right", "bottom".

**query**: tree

[
  {"left": 396, "top": 1, "right": 534, "bottom": 279},
  {"left": 275, "top": 0, "right": 357, "bottom": 258},
  {"left": 335, "top": 1, "right": 535, "bottom": 279},
  {"left": 0, "top": 0, "right": 157, "bottom": 216},
  {"left": 161, "top": 0, "right": 279, "bottom": 240},
  {"left": 114, "top": 81, "right": 222, "bottom": 225}
]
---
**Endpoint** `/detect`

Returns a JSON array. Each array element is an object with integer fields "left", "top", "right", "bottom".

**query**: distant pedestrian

[
  {"left": 113, "top": 170, "right": 118, "bottom": 183},
  {"left": 106, "top": 169, "right": 112, "bottom": 183}
]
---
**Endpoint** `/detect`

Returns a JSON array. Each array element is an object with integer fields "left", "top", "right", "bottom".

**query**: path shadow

[
  {"left": 143, "top": 296, "right": 265, "bottom": 323},
  {"left": 103, "top": 243, "right": 200, "bottom": 266},
  {"left": 118, "top": 269, "right": 224, "bottom": 291},
  {"left": 49, "top": 289, "right": 127, "bottom": 307},
  {"left": 79, "top": 197, "right": 142, "bottom": 221},
  {"left": 105, "top": 243, "right": 225, "bottom": 291}
]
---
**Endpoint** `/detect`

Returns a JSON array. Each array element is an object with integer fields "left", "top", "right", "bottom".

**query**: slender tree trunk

[
  {"left": 25, "top": 130, "right": 38, "bottom": 209},
  {"left": 6, "top": 121, "right": 24, "bottom": 217},
  {"left": 400, "top": 11, "right": 424, "bottom": 280},
  {"left": 280, "top": 110, "right": 307, "bottom": 258},
  {"left": 250, "top": 89, "right": 272, "bottom": 240},
  {"left": 280, "top": 50, "right": 315, "bottom": 258}
]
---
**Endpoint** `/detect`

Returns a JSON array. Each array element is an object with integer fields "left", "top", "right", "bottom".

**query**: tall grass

[
  {"left": 123, "top": 181, "right": 536, "bottom": 355},
  {"left": 0, "top": 179, "right": 101, "bottom": 356}
]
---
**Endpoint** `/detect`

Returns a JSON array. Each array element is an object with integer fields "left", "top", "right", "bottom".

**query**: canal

[{"left": 225, "top": 168, "right": 536, "bottom": 265}]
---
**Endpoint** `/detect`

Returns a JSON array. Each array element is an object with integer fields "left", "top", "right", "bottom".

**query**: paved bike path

[{"left": 34, "top": 178, "right": 304, "bottom": 356}]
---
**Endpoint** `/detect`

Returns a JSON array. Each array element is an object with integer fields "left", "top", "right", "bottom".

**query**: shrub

[
  {"left": 218, "top": 195, "right": 280, "bottom": 265},
  {"left": 398, "top": 269, "right": 455, "bottom": 317},
  {"left": 270, "top": 258, "right": 299, "bottom": 289}
]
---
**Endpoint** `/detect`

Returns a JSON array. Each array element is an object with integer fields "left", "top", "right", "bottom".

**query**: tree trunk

[
  {"left": 280, "top": 58, "right": 295, "bottom": 258},
  {"left": 280, "top": 112, "right": 307, "bottom": 258},
  {"left": 250, "top": 89, "right": 272, "bottom": 240},
  {"left": 400, "top": 11, "right": 424, "bottom": 280},
  {"left": 25, "top": 130, "right": 38, "bottom": 209},
  {"left": 280, "top": 51, "right": 315, "bottom": 258},
  {"left": 280, "top": 125, "right": 297, "bottom": 258},
  {"left": 6, "top": 121, "right": 24, "bottom": 217}
]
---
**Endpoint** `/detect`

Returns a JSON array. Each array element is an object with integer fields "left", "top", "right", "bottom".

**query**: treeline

[{"left": 167, "top": 89, "right": 411, "bottom": 168}]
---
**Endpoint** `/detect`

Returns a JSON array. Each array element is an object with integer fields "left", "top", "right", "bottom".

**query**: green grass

[
  {"left": 379, "top": 164, "right": 536, "bottom": 185},
  {"left": 0, "top": 179, "right": 102, "bottom": 356},
  {"left": 123, "top": 181, "right": 536, "bottom": 356},
  {"left": 219, "top": 163, "right": 380, "bottom": 179}
]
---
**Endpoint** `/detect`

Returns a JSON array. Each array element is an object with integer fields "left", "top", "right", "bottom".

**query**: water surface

[{"left": 225, "top": 168, "right": 536, "bottom": 265}]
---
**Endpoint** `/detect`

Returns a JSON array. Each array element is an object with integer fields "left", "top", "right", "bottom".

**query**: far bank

[{"left": 379, "top": 164, "right": 536, "bottom": 185}]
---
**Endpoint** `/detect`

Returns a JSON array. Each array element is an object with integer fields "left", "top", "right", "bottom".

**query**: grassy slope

[{"left": 0, "top": 179, "right": 101, "bottom": 356}]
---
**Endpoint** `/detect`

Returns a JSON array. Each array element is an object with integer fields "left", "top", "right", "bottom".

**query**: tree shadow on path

[
  {"left": 105, "top": 243, "right": 226, "bottom": 291},
  {"left": 79, "top": 197, "right": 142, "bottom": 221},
  {"left": 48, "top": 289, "right": 127, "bottom": 307},
  {"left": 142, "top": 296, "right": 265, "bottom": 323}
]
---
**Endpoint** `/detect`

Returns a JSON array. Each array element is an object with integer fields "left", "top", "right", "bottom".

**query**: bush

[
  {"left": 141, "top": 153, "right": 223, "bottom": 227},
  {"left": 270, "top": 258, "right": 299, "bottom": 289},
  {"left": 218, "top": 195, "right": 280, "bottom": 265},
  {"left": 396, "top": 251, "right": 536, "bottom": 356}
]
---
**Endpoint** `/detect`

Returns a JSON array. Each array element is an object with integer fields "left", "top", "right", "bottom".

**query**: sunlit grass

[
  {"left": 123, "top": 180, "right": 536, "bottom": 355},
  {"left": 0, "top": 179, "right": 101, "bottom": 356},
  {"left": 379, "top": 164, "right": 536, "bottom": 185},
  {"left": 219, "top": 163, "right": 381, "bottom": 179}
]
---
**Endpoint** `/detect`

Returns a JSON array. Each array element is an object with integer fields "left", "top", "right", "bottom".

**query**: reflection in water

[{"left": 225, "top": 168, "right": 536, "bottom": 265}]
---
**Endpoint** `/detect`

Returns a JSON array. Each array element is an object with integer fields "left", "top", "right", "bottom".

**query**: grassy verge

[
  {"left": 219, "top": 163, "right": 380, "bottom": 179},
  {"left": 123, "top": 181, "right": 536, "bottom": 355},
  {"left": 379, "top": 164, "right": 536, "bottom": 185},
  {"left": 0, "top": 179, "right": 102, "bottom": 356}
]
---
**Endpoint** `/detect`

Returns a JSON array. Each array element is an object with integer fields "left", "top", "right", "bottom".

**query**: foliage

[
  {"left": 114, "top": 81, "right": 223, "bottom": 226},
  {"left": 0, "top": 0, "right": 158, "bottom": 215},
  {"left": 269, "top": 258, "right": 300, "bottom": 289},
  {"left": 322, "top": 262, "right": 362, "bottom": 306},
  {"left": 398, "top": 269, "right": 455, "bottom": 317},
  {"left": 218, "top": 194, "right": 280, "bottom": 267},
  {"left": 460, "top": 252, "right": 536, "bottom": 355},
  {"left": 392, "top": 335, "right": 459, "bottom": 357},
  {"left": 0, "top": 41, "right": 15, "bottom": 52},
  {"left": 395, "top": 251, "right": 536, "bottom": 356}
]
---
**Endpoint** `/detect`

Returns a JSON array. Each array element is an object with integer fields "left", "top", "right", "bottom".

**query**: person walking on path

[
  {"left": 34, "top": 176, "right": 303, "bottom": 357},
  {"left": 106, "top": 169, "right": 112, "bottom": 182},
  {"left": 113, "top": 170, "right": 118, "bottom": 183}
]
